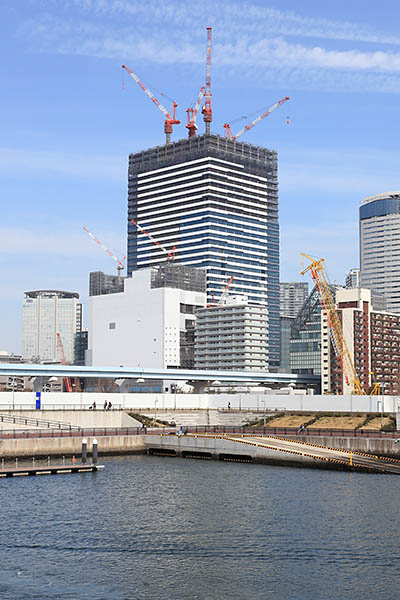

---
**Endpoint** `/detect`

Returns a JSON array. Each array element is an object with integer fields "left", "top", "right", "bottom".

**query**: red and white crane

[
  {"left": 122, "top": 64, "right": 180, "bottom": 144},
  {"left": 56, "top": 333, "right": 73, "bottom": 392},
  {"left": 83, "top": 226, "right": 126, "bottom": 283},
  {"left": 130, "top": 218, "right": 175, "bottom": 261},
  {"left": 208, "top": 276, "right": 234, "bottom": 307},
  {"left": 186, "top": 86, "right": 206, "bottom": 138},
  {"left": 224, "top": 96, "right": 290, "bottom": 140},
  {"left": 202, "top": 27, "right": 212, "bottom": 135}
]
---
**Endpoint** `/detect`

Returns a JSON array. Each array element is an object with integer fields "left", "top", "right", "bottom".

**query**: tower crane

[
  {"left": 186, "top": 86, "right": 206, "bottom": 138},
  {"left": 224, "top": 96, "right": 290, "bottom": 140},
  {"left": 56, "top": 333, "right": 73, "bottom": 392},
  {"left": 122, "top": 64, "right": 180, "bottom": 144},
  {"left": 202, "top": 27, "right": 212, "bottom": 135},
  {"left": 300, "top": 253, "right": 365, "bottom": 395},
  {"left": 130, "top": 218, "right": 175, "bottom": 261},
  {"left": 83, "top": 226, "right": 126, "bottom": 284}
]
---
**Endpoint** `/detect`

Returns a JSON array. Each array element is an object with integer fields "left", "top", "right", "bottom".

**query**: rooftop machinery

[
  {"left": 122, "top": 64, "right": 180, "bottom": 144},
  {"left": 186, "top": 86, "right": 205, "bottom": 138}
]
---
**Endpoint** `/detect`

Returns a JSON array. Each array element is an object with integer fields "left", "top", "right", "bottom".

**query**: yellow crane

[{"left": 300, "top": 253, "right": 365, "bottom": 395}]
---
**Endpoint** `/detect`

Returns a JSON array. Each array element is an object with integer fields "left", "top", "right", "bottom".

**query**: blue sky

[{"left": 1, "top": 0, "right": 400, "bottom": 353}]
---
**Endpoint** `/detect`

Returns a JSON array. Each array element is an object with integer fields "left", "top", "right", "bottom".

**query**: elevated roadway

[{"left": 0, "top": 363, "right": 319, "bottom": 387}]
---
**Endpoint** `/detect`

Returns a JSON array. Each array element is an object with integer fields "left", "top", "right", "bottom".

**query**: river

[{"left": 0, "top": 455, "right": 399, "bottom": 599}]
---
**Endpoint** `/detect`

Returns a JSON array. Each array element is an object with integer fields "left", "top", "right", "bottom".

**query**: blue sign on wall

[{"left": 35, "top": 391, "right": 41, "bottom": 410}]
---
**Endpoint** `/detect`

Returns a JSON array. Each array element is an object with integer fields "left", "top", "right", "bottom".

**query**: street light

[
  {"left": 154, "top": 399, "right": 158, "bottom": 428},
  {"left": 261, "top": 398, "right": 266, "bottom": 426}
]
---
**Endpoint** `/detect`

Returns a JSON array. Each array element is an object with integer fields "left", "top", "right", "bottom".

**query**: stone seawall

[{"left": 0, "top": 435, "right": 146, "bottom": 459}]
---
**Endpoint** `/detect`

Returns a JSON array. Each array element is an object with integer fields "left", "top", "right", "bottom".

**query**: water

[{"left": 1, "top": 455, "right": 399, "bottom": 599}]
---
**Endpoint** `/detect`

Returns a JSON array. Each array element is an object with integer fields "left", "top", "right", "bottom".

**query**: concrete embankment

[
  {"left": 288, "top": 434, "right": 400, "bottom": 458},
  {"left": 0, "top": 435, "right": 146, "bottom": 459}
]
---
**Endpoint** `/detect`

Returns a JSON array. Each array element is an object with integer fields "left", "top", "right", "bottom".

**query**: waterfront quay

[{"left": 1, "top": 425, "right": 400, "bottom": 474}]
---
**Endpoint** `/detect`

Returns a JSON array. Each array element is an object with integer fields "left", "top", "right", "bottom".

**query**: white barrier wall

[{"left": 0, "top": 392, "right": 400, "bottom": 413}]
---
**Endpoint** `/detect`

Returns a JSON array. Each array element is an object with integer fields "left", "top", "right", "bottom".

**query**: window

[{"left": 109, "top": 322, "right": 116, "bottom": 330}]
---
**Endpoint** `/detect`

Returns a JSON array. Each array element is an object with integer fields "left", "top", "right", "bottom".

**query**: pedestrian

[
  {"left": 93, "top": 401, "right": 96, "bottom": 410},
  {"left": 108, "top": 401, "right": 112, "bottom": 410},
  {"left": 297, "top": 423, "right": 305, "bottom": 434},
  {"left": 104, "top": 400, "right": 107, "bottom": 410},
  {"left": 227, "top": 401, "right": 231, "bottom": 410},
  {"left": 177, "top": 427, "right": 183, "bottom": 436}
]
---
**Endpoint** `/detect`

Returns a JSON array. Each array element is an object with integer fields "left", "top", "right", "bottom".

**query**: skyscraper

[
  {"left": 280, "top": 282, "right": 309, "bottom": 317},
  {"left": 360, "top": 191, "right": 400, "bottom": 313},
  {"left": 127, "top": 134, "right": 280, "bottom": 366},
  {"left": 22, "top": 290, "right": 82, "bottom": 363}
]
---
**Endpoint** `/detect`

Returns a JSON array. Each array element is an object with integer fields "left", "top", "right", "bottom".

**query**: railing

[
  {"left": 0, "top": 404, "right": 122, "bottom": 411},
  {"left": 0, "top": 412, "right": 81, "bottom": 430},
  {"left": 0, "top": 425, "right": 398, "bottom": 440}
]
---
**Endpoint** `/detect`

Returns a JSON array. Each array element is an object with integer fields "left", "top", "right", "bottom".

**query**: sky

[{"left": 1, "top": 0, "right": 400, "bottom": 353}]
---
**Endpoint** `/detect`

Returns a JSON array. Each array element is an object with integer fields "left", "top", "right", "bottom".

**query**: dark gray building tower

[{"left": 127, "top": 134, "right": 280, "bottom": 367}]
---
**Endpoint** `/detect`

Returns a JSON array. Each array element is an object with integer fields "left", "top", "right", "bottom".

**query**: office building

[
  {"left": 289, "top": 286, "right": 323, "bottom": 375},
  {"left": 87, "top": 263, "right": 206, "bottom": 369},
  {"left": 360, "top": 191, "right": 400, "bottom": 313},
  {"left": 89, "top": 271, "right": 124, "bottom": 297},
  {"left": 345, "top": 268, "right": 360, "bottom": 289},
  {"left": 22, "top": 290, "right": 82, "bottom": 364},
  {"left": 127, "top": 134, "right": 280, "bottom": 367},
  {"left": 280, "top": 282, "right": 309, "bottom": 317},
  {"left": 322, "top": 287, "right": 400, "bottom": 395},
  {"left": 280, "top": 315, "right": 294, "bottom": 370},
  {"left": 195, "top": 296, "right": 268, "bottom": 371}
]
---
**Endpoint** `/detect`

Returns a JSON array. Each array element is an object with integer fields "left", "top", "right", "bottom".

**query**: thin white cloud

[
  {"left": 66, "top": 0, "right": 400, "bottom": 46},
  {"left": 0, "top": 147, "right": 126, "bottom": 181},
  {"left": 19, "top": 5, "right": 400, "bottom": 93}
]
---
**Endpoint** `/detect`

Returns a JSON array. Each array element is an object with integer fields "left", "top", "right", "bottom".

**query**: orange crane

[
  {"left": 56, "top": 333, "right": 73, "bottom": 392},
  {"left": 122, "top": 64, "right": 180, "bottom": 144},
  {"left": 186, "top": 86, "right": 206, "bottom": 138},
  {"left": 224, "top": 96, "right": 290, "bottom": 140},
  {"left": 130, "top": 218, "right": 175, "bottom": 261},
  {"left": 300, "top": 253, "right": 365, "bottom": 395},
  {"left": 83, "top": 226, "right": 126, "bottom": 283},
  {"left": 202, "top": 27, "right": 212, "bottom": 135}
]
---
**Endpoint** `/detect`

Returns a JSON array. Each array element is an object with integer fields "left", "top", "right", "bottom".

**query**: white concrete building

[
  {"left": 194, "top": 296, "right": 268, "bottom": 371},
  {"left": 345, "top": 268, "right": 360, "bottom": 289},
  {"left": 87, "top": 267, "right": 206, "bottom": 368},
  {"left": 22, "top": 290, "right": 82, "bottom": 364}
]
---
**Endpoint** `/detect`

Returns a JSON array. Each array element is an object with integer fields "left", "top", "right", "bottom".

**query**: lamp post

[
  {"left": 262, "top": 398, "right": 266, "bottom": 426},
  {"left": 154, "top": 399, "right": 158, "bottom": 428}
]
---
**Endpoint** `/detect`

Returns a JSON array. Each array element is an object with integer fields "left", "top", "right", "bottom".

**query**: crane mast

[
  {"left": 224, "top": 96, "right": 290, "bottom": 140},
  {"left": 56, "top": 333, "right": 73, "bottom": 392},
  {"left": 202, "top": 27, "right": 212, "bottom": 135},
  {"left": 186, "top": 86, "right": 206, "bottom": 138},
  {"left": 122, "top": 64, "right": 180, "bottom": 144},
  {"left": 301, "top": 253, "right": 365, "bottom": 395}
]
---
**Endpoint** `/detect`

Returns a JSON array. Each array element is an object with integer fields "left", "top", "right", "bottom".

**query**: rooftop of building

[
  {"left": 361, "top": 191, "right": 400, "bottom": 205},
  {"left": 24, "top": 290, "right": 80, "bottom": 299},
  {"left": 128, "top": 133, "right": 278, "bottom": 177}
]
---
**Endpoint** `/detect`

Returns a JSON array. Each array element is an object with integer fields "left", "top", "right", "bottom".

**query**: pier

[{"left": 0, "top": 462, "right": 103, "bottom": 477}]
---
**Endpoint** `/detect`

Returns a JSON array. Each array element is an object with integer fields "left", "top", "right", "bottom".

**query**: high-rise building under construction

[{"left": 127, "top": 134, "right": 280, "bottom": 366}]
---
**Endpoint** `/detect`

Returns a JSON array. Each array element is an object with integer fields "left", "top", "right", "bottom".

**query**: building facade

[
  {"left": 22, "top": 290, "right": 82, "bottom": 364},
  {"left": 345, "top": 268, "right": 360, "bottom": 289},
  {"left": 127, "top": 134, "right": 280, "bottom": 367},
  {"left": 280, "top": 315, "right": 294, "bottom": 370},
  {"left": 87, "top": 264, "right": 206, "bottom": 369},
  {"left": 280, "top": 282, "right": 309, "bottom": 317},
  {"left": 194, "top": 296, "right": 268, "bottom": 371},
  {"left": 322, "top": 287, "right": 400, "bottom": 395},
  {"left": 360, "top": 191, "right": 400, "bottom": 313},
  {"left": 89, "top": 271, "right": 124, "bottom": 297},
  {"left": 289, "top": 286, "right": 323, "bottom": 375}
]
